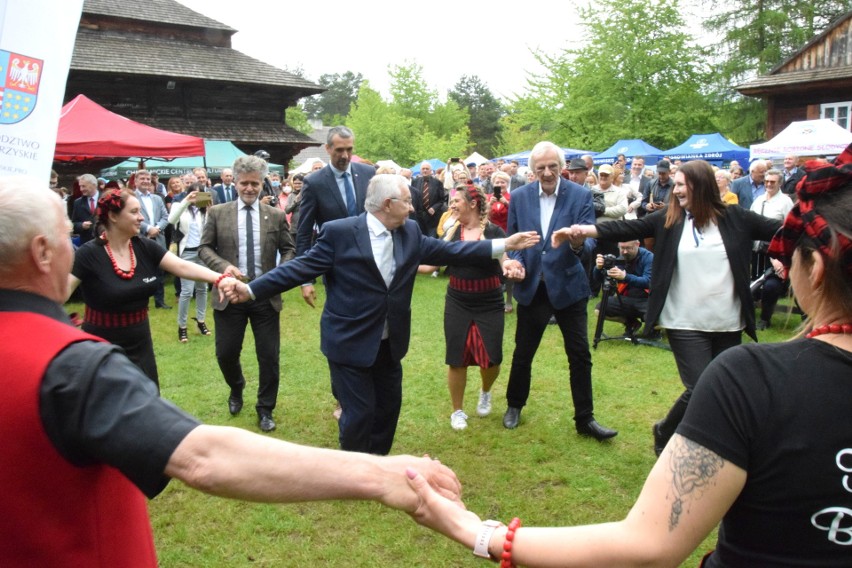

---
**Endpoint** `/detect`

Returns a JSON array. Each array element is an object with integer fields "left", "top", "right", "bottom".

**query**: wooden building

[
  {"left": 64, "top": 0, "right": 323, "bottom": 173},
  {"left": 737, "top": 10, "right": 852, "bottom": 138}
]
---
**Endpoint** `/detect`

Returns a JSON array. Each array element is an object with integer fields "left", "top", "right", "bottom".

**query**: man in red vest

[{"left": 0, "top": 176, "right": 461, "bottom": 567}]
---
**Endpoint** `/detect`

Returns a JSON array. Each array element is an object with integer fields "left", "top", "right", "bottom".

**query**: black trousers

[
  {"left": 657, "top": 329, "right": 741, "bottom": 441},
  {"left": 213, "top": 299, "right": 280, "bottom": 415},
  {"left": 329, "top": 340, "right": 402, "bottom": 455},
  {"left": 596, "top": 294, "right": 648, "bottom": 325},
  {"left": 506, "top": 282, "right": 594, "bottom": 424}
]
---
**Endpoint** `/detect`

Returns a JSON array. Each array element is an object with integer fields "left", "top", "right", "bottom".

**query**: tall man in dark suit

[
  {"left": 502, "top": 141, "right": 618, "bottom": 441},
  {"left": 70, "top": 173, "right": 99, "bottom": 245},
  {"left": 412, "top": 161, "right": 446, "bottom": 236},
  {"left": 220, "top": 174, "right": 539, "bottom": 454},
  {"left": 781, "top": 154, "right": 804, "bottom": 198},
  {"left": 296, "top": 126, "right": 375, "bottom": 307},
  {"left": 199, "top": 155, "right": 295, "bottom": 432}
]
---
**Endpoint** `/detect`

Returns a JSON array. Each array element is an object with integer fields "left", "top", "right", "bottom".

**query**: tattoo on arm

[{"left": 667, "top": 437, "right": 725, "bottom": 531}]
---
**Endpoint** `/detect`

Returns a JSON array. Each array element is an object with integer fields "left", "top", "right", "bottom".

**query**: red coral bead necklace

[
  {"left": 806, "top": 323, "right": 852, "bottom": 339},
  {"left": 104, "top": 236, "right": 136, "bottom": 280}
]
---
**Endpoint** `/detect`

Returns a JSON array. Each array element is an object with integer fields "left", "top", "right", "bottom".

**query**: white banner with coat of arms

[{"left": 0, "top": 0, "right": 83, "bottom": 179}]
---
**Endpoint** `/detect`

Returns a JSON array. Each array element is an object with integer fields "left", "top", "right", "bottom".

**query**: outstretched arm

[
  {"left": 165, "top": 425, "right": 462, "bottom": 513},
  {"left": 406, "top": 433, "right": 745, "bottom": 567}
]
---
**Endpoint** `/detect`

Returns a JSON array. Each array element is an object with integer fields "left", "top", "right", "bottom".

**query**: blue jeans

[{"left": 177, "top": 248, "right": 208, "bottom": 327}]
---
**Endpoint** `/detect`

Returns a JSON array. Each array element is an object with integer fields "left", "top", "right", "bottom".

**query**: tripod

[{"left": 592, "top": 276, "right": 632, "bottom": 349}]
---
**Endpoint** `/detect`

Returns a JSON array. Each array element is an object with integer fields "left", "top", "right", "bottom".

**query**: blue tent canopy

[
  {"left": 100, "top": 140, "right": 284, "bottom": 180},
  {"left": 410, "top": 158, "right": 447, "bottom": 175},
  {"left": 593, "top": 139, "right": 664, "bottom": 165},
  {"left": 493, "top": 147, "right": 596, "bottom": 167},
  {"left": 662, "top": 133, "right": 749, "bottom": 166}
]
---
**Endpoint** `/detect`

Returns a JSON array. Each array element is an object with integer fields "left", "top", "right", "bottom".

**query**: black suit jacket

[
  {"left": 412, "top": 176, "right": 446, "bottom": 232},
  {"left": 70, "top": 195, "right": 98, "bottom": 245},
  {"left": 295, "top": 163, "right": 375, "bottom": 256},
  {"left": 781, "top": 169, "right": 804, "bottom": 197}
]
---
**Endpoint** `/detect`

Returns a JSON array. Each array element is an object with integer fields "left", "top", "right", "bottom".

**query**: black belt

[{"left": 183, "top": 246, "right": 199, "bottom": 252}]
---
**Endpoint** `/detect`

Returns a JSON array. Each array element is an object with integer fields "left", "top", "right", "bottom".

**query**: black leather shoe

[
  {"left": 155, "top": 302, "right": 172, "bottom": 310},
  {"left": 228, "top": 395, "right": 243, "bottom": 416},
  {"left": 652, "top": 421, "right": 666, "bottom": 456},
  {"left": 503, "top": 406, "right": 521, "bottom": 429},
  {"left": 258, "top": 414, "right": 276, "bottom": 432},
  {"left": 577, "top": 419, "right": 618, "bottom": 441}
]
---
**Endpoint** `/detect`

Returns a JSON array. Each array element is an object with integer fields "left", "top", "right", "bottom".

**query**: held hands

[
  {"left": 405, "top": 467, "right": 481, "bottom": 547},
  {"left": 218, "top": 277, "right": 251, "bottom": 304},
  {"left": 379, "top": 455, "right": 462, "bottom": 513},
  {"left": 502, "top": 259, "right": 526, "bottom": 281},
  {"left": 147, "top": 226, "right": 160, "bottom": 238},
  {"left": 504, "top": 230, "right": 540, "bottom": 251},
  {"left": 551, "top": 225, "right": 590, "bottom": 249}
]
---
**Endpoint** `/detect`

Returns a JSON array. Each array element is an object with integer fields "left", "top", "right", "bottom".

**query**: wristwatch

[{"left": 473, "top": 519, "right": 504, "bottom": 559}]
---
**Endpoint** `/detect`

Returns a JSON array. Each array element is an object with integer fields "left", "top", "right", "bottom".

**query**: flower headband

[
  {"left": 96, "top": 189, "right": 125, "bottom": 220},
  {"left": 767, "top": 143, "right": 852, "bottom": 278}
]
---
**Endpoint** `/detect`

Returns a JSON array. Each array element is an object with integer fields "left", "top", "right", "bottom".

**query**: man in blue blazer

[
  {"left": 135, "top": 170, "right": 172, "bottom": 309},
  {"left": 296, "top": 126, "right": 376, "bottom": 307},
  {"left": 729, "top": 160, "right": 767, "bottom": 211},
  {"left": 221, "top": 174, "right": 539, "bottom": 454},
  {"left": 502, "top": 141, "right": 618, "bottom": 440}
]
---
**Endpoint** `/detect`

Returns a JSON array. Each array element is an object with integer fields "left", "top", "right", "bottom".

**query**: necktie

[
  {"left": 422, "top": 178, "right": 430, "bottom": 209},
  {"left": 89, "top": 197, "right": 95, "bottom": 214},
  {"left": 244, "top": 205, "right": 256, "bottom": 280},
  {"left": 342, "top": 172, "right": 356, "bottom": 216},
  {"left": 379, "top": 230, "right": 394, "bottom": 287},
  {"left": 228, "top": 186, "right": 234, "bottom": 202}
]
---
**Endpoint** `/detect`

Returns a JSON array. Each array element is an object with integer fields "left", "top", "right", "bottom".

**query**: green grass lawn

[{"left": 68, "top": 275, "right": 799, "bottom": 567}]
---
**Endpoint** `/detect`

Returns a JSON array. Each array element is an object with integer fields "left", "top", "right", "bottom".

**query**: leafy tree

[
  {"left": 302, "top": 71, "right": 363, "bottom": 123},
  {"left": 346, "top": 83, "right": 420, "bottom": 165},
  {"left": 284, "top": 104, "right": 313, "bottom": 135},
  {"left": 504, "top": 0, "right": 717, "bottom": 151},
  {"left": 448, "top": 75, "right": 505, "bottom": 157},
  {"left": 703, "top": 0, "right": 851, "bottom": 143}
]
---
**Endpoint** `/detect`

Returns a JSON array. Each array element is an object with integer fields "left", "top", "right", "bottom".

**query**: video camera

[{"left": 602, "top": 254, "right": 626, "bottom": 271}]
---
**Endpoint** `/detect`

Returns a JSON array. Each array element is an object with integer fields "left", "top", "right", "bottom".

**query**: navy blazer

[
  {"left": 70, "top": 195, "right": 97, "bottom": 245},
  {"left": 730, "top": 176, "right": 758, "bottom": 210},
  {"left": 507, "top": 179, "right": 596, "bottom": 310},
  {"left": 212, "top": 183, "right": 236, "bottom": 204},
  {"left": 251, "top": 214, "right": 492, "bottom": 367},
  {"left": 295, "top": 163, "right": 375, "bottom": 256}
]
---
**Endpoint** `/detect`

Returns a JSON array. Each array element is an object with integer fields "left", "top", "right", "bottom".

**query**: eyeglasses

[
  {"left": 534, "top": 164, "right": 560, "bottom": 174},
  {"left": 391, "top": 197, "right": 412, "bottom": 205},
  {"left": 49, "top": 181, "right": 58, "bottom": 187}
]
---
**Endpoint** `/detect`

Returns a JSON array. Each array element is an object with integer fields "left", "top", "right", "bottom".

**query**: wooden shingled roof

[
  {"left": 82, "top": 0, "right": 235, "bottom": 32},
  {"left": 75, "top": 0, "right": 321, "bottom": 93},
  {"left": 737, "top": 10, "right": 852, "bottom": 95},
  {"left": 72, "top": 29, "right": 322, "bottom": 91}
]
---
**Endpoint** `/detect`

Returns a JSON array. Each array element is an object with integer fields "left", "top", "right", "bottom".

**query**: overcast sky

[{"left": 175, "top": 0, "right": 587, "bottom": 101}]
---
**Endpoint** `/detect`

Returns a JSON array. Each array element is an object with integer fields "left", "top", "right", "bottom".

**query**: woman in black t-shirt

[
  {"left": 68, "top": 189, "right": 225, "bottom": 389},
  {"left": 403, "top": 147, "right": 852, "bottom": 567}
]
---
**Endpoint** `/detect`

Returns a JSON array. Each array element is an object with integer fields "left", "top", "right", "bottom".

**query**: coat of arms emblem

[{"left": 0, "top": 50, "right": 43, "bottom": 125}]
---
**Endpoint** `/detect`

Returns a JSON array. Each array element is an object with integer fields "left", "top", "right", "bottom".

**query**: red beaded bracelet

[
  {"left": 214, "top": 273, "right": 233, "bottom": 287},
  {"left": 500, "top": 517, "right": 521, "bottom": 568}
]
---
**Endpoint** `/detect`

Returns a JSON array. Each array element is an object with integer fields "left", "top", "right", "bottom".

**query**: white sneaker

[
  {"left": 431, "top": 270, "right": 439, "bottom": 278},
  {"left": 450, "top": 410, "right": 468, "bottom": 430},
  {"left": 477, "top": 391, "right": 492, "bottom": 417}
]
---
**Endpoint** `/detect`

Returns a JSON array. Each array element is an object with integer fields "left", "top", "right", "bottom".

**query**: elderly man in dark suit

[
  {"left": 296, "top": 126, "right": 375, "bottom": 306},
  {"left": 502, "top": 141, "right": 618, "bottom": 440},
  {"left": 412, "top": 161, "right": 446, "bottom": 236},
  {"left": 199, "top": 155, "right": 295, "bottom": 432},
  {"left": 220, "top": 174, "right": 539, "bottom": 454},
  {"left": 70, "top": 173, "right": 99, "bottom": 245}
]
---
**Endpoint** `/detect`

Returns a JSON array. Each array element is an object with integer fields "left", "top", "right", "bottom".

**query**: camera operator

[{"left": 592, "top": 240, "right": 653, "bottom": 336}]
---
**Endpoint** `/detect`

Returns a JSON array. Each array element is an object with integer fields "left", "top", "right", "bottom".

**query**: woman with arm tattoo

[{"left": 404, "top": 147, "right": 852, "bottom": 567}]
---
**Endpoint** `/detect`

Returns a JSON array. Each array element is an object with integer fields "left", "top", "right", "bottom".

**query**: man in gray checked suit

[{"left": 199, "top": 155, "right": 295, "bottom": 432}]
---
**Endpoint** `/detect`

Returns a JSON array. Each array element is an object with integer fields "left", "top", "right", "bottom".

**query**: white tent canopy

[
  {"left": 464, "top": 152, "right": 490, "bottom": 166},
  {"left": 749, "top": 119, "right": 852, "bottom": 160}
]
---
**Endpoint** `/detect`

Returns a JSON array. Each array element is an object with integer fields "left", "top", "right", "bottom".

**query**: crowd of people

[{"left": 18, "top": 133, "right": 849, "bottom": 565}]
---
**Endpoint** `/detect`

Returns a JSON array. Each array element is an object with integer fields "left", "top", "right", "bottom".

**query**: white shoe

[
  {"left": 431, "top": 270, "right": 439, "bottom": 278},
  {"left": 450, "top": 410, "right": 468, "bottom": 430},
  {"left": 477, "top": 391, "right": 492, "bottom": 417}
]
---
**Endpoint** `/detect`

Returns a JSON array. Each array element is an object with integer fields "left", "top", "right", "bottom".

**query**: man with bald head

[{"left": 412, "top": 161, "right": 445, "bottom": 236}]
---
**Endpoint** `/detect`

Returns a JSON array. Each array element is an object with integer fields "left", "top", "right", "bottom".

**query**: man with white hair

[
  {"left": 70, "top": 173, "right": 99, "bottom": 245},
  {"left": 220, "top": 174, "right": 540, "bottom": 455},
  {"left": 412, "top": 161, "right": 445, "bottom": 236},
  {"left": 730, "top": 160, "right": 767, "bottom": 210},
  {"left": 501, "top": 141, "right": 618, "bottom": 440}
]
